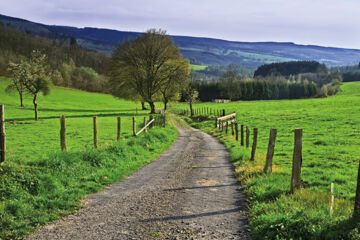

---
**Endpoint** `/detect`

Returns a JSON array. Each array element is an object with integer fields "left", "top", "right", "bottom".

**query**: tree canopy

[
  {"left": 109, "top": 29, "right": 190, "bottom": 113},
  {"left": 8, "top": 50, "right": 51, "bottom": 120}
]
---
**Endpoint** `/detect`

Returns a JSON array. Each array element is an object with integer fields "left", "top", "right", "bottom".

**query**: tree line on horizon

[{"left": 190, "top": 61, "right": 342, "bottom": 102}]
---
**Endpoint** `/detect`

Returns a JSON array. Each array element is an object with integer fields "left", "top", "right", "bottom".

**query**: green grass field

[
  {"left": 190, "top": 64, "right": 207, "bottom": 71},
  {"left": 0, "top": 77, "right": 178, "bottom": 239},
  {"left": 172, "top": 82, "right": 360, "bottom": 239}
]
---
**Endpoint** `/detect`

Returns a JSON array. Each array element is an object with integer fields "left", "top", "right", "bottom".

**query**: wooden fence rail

[
  {"left": 136, "top": 119, "right": 155, "bottom": 136},
  {"left": 216, "top": 113, "right": 236, "bottom": 129}
]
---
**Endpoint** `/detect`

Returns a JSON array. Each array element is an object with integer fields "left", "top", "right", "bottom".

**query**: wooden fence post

[
  {"left": 144, "top": 117, "right": 148, "bottom": 133},
  {"left": 222, "top": 109, "right": 226, "bottom": 116},
  {"left": 235, "top": 123, "right": 239, "bottom": 141},
  {"left": 215, "top": 118, "right": 218, "bottom": 128},
  {"left": 231, "top": 123, "right": 234, "bottom": 136},
  {"left": 93, "top": 116, "right": 98, "bottom": 149},
  {"left": 226, "top": 121, "right": 228, "bottom": 134},
  {"left": 60, "top": 115, "right": 66, "bottom": 152},
  {"left": 133, "top": 117, "right": 136, "bottom": 136},
  {"left": 241, "top": 125, "right": 244, "bottom": 146},
  {"left": 290, "top": 128, "right": 303, "bottom": 193},
  {"left": 264, "top": 129, "right": 277, "bottom": 173},
  {"left": 0, "top": 104, "right": 6, "bottom": 163},
  {"left": 149, "top": 115, "right": 154, "bottom": 129},
  {"left": 221, "top": 120, "right": 224, "bottom": 131},
  {"left": 354, "top": 159, "right": 360, "bottom": 216},
  {"left": 117, "top": 117, "right": 121, "bottom": 141},
  {"left": 330, "top": 182, "right": 334, "bottom": 216},
  {"left": 246, "top": 126, "right": 250, "bottom": 148},
  {"left": 250, "top": 128, "right": 258, "bottom": 161}
]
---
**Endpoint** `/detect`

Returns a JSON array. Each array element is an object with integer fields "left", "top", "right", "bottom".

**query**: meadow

[
  {"left": 172, "top": 82, "right": 360, "bottom": 239},
  {"left": 190, "top": 64, "right": 207, "bottom": 71},
  {"left": 0, "top": 77, "right": 178, "bottom": 239}
]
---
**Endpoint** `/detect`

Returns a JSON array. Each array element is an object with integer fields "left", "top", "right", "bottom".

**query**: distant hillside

[
  {"left": 0, "top": 23, "right": 109, "bottom": 92},
  {"left": 1, "top": 13, "right": 360, "bottom": 68}
]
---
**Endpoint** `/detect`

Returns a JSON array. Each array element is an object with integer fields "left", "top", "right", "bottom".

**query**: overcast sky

[{"left": 0, "top": 0, "right": 359, "bottom": 49}]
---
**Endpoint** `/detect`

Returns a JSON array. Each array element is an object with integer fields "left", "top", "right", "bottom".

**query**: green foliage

[
  {"left": 182, "top": 78, "right": 198, "bottom": 115},
  {"left": 24, "top": 50, "right": 51, "bottom": 96},
  {"left": 173, "top": 82, "right": 360, "bottom": 239},
  {"left": 0, "top": 23, "right": 109, "bottom": 93},
  {"left": 191, "top": 70, "right": 341, "bottom": 101},
  {"left": 0, "top": 77, "right": 178, "bottom": 239},
  {"left": 109, "top": 29, "right": 190, "bottom": 113},
  {"left": 0, "top": 22, "right": 108, "bottom": 76},
  {"left": 194, "top": 77, "right": 319, "bottom": 101},
  {"left": 6, "top": 61, "right": 27, "bottom": 107},
  {"left": 342, "top": 71, "right": 360, "bottom": 82}
]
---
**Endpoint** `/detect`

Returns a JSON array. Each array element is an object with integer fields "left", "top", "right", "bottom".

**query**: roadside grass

[
  {"left": 0, "top": 77, "right": 178, "bottom": 239},
  {"left": 172, "top": 82, "right": 360, "bottom": 239}
]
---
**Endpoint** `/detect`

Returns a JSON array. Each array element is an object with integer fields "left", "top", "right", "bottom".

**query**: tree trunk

[
  {"left": 148, "top": 101, "right": 156, "bottom": 114},
  {"left": 189, "top": 103, "right": 194, "bottom": 116},
  {"left": 20, "top": 93, "right": 24, "bottom": 107},
  {"left": 141, "top": 101, "right": 147, "bottom": 110},
  {"left": 33, "top": 94, "right": 38, "bottom": 121},
  {"left": 164, "top": 100, "right": 168, "bottom": 111}
]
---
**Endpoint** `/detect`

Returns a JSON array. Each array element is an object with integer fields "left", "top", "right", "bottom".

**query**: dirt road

[{"left": 28, "top": 119, "right": 250, "bottom": 239}]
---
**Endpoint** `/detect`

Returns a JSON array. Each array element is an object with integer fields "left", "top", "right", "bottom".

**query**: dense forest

[
  {"left": 254, "top": 61, "right": 327, "bottom": 77},
  {"left": 0, "top": 23, "right": 110, "bottom": 92},
  {"left": 190, "top": 61, "right": 342, "bottom": 102},
  {"left": 330, "top": 64, "right": 360, "bottom": 82}
]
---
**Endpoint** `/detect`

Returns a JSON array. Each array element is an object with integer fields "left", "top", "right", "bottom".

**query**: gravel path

[{"left": 28, "top": 119, "right": 250, "bottom": 240}]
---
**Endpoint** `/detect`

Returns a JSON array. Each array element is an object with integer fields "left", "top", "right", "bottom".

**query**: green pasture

[
  {"left": 190, "top": 64, "right": 207, "bottom": 71},
  {"left": 172, "top": 82, "right": 360, "bottom": 239},
  {"left": 0, "top": 77, "right": 178, "bottom": 238}
]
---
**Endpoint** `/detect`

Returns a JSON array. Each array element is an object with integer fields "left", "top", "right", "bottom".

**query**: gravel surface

[{"left": 28, "top": 119, "right": 250, "bottom": 240}]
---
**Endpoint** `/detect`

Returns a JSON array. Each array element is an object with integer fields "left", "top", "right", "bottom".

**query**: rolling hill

[{"left": 1, "top": 13, "right": 360, "bottom": 68}]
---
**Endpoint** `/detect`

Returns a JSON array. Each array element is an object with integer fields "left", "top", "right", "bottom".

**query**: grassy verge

[
  {"left": 173, "top": 82, "right": 360, "bottom": 239},
  {"left": 0, "top": 77, "right": 178, "bottom": 238}
]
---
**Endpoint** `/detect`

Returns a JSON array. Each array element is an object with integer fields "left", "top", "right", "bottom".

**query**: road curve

[{"left": 28, "top": 119, "right": 250, "bottom": 240}]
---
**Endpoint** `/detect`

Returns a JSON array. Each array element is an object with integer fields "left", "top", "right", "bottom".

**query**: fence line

[{"left": 178, "top": 106, "right": 360, "bottom": 213}]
